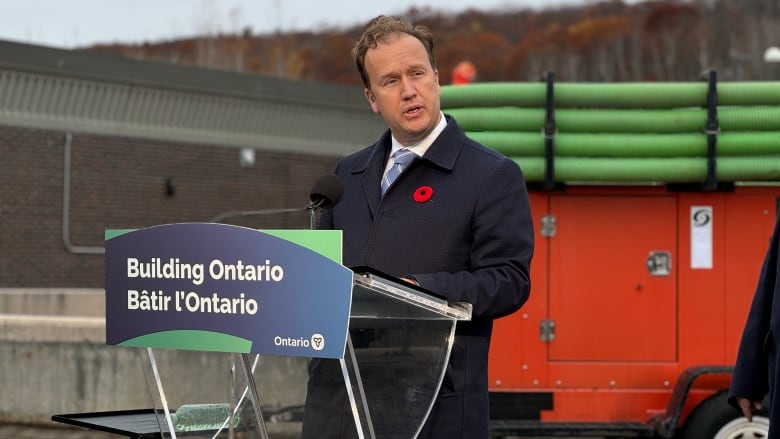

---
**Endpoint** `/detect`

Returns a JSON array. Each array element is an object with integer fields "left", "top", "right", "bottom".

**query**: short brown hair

[{"left": 351, "top": 15, "right": 436, "bottom": 88}]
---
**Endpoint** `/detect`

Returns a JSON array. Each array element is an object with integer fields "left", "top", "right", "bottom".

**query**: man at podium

[{"left": 302, "top": 14, "right": 534, "bottom": 439}]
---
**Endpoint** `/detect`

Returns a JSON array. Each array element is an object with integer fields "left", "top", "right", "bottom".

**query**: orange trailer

[{"left": 488, "top": 183, "right": 779, "bottom": 438}]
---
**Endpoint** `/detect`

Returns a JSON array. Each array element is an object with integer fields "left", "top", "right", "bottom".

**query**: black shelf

[{"left": 53, "top": 409, "right": 167, "bottom": 438}]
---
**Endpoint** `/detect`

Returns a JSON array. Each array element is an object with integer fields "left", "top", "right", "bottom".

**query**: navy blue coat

[
  {"left": 303, "top": 116, "right": 534, "bottom": 439},
  {"left": 729, "top": 213, "right": 780, "bottom": 434}
]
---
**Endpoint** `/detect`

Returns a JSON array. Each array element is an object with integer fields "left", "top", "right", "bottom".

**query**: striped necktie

[{"left": 381, "top": 148, "right": 416, "bottom": 196}]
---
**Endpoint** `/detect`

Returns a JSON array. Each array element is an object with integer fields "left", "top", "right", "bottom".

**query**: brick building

[{"left": 0, "top": 40, "right": 385, "bottom": 287}]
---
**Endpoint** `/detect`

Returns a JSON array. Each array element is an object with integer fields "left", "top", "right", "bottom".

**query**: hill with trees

[{"left": 87, "top": 0, "right": 780, "bottom": 84}]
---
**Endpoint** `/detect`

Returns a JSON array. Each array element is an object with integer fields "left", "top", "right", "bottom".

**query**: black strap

[
  {"left": 543, "top": 71, "right": 556, "bottom": 190},
  {"left": 703, "top": 70, "right": 719, "bottom": 190}
]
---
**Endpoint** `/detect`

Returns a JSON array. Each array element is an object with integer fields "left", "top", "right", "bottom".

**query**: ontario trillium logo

[{"left": 311, "top": 334, "right": 325, "bottom": 351}]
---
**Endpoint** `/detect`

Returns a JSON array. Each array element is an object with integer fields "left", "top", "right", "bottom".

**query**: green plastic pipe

[
  {"left": 441, "top": 82, "right": 780, "bottom": 109},
  {"left": 512, "top": 156, "right": 780, "bottom": 183},
  {"left": 442, "top": 81, "right": 780, "bottom": 182},
  {"left": 468, "top": 131, "right": 780, "bottom": 158},
  {"left": 446, "top": 107, "right": 780, "bottom": 133}
]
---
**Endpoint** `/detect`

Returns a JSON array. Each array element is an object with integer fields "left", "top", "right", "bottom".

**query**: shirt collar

[{"left": 389, "top": 111, "right": 447, "bottom": 158}]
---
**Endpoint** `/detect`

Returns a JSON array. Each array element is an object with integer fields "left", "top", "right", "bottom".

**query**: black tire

[{"left": 682, "top": 391, "right": 769, "bottom": 439}]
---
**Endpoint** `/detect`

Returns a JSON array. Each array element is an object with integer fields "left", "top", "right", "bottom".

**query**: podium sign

[{"left": 105, "top": 223, "right": 352, "bottom": 359}]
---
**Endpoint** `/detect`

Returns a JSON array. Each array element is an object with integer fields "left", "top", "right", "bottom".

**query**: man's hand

[
  {"left": 736, "top": 396, "right": 763, "bottom": 422},
  {"left": 400, "top": 277, "right": 418, "bottom": 286}
]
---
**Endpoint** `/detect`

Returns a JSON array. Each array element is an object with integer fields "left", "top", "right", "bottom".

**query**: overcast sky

[{"left": 1, "top": 0, "right": 619, "bottom": 49}]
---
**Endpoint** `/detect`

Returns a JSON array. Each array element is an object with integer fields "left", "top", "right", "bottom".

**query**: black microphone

[{"left": 307, "top": 173, "right": 344, "bottom": 210}]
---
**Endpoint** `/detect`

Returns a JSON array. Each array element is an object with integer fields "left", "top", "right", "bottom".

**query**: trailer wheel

[{"left": 682, "top": 391, "right": 769, "bottom": 439}]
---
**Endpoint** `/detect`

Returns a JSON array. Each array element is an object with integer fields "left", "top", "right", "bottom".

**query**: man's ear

[{"left": 365, "top": 89, "right": 379, "bottom": 113}]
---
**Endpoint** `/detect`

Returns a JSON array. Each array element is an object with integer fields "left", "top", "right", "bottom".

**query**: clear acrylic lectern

[{"left": 54, "top": 268, "right": 471, "bottom": 439}]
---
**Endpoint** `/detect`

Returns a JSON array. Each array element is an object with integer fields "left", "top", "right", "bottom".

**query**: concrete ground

[
  {"left": 0, "top": 423, "right": 116, "bottom": 438},
  {"left": 0, "top": 422, "right": 304, "bottom": 438}
]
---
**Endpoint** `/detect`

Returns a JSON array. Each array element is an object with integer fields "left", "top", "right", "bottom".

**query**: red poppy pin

[{"left": 413, "top": 186, "right": 433, "bottom": 203}]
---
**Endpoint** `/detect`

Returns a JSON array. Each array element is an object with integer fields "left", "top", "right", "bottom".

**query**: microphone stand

[
  {"left": 210, "top": 173, "right": 340, "bottom": 229},
  {"left": 210, "top": 202, "right": 324, "bottom": 230},
  {"left": 306, "top": 200, "right": 327, "bottom": 230},
  {"left": 209, "top": 207, "right": 306, "bottom": 223}
]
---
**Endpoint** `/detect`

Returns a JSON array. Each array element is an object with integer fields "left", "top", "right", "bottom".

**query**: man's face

[{"left": 363, "top": 33, "right": 441, "bottom": 146}]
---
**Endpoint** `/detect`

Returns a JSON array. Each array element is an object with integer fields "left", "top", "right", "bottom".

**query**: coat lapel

[
  {"left": 351, "top": 131, "right": 392, "bottom": 217},
  {"left": 422, "top": 115, "right": 466, "bottom": 172},
  {"left": 348, "top": 116, "right": 467, "bottom": 216}
]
